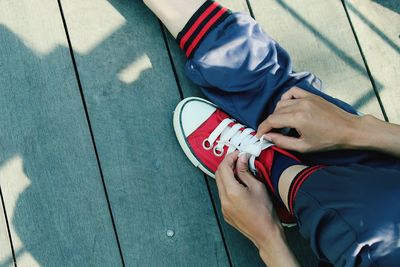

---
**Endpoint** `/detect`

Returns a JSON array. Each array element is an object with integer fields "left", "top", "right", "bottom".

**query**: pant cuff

[
  {"left": 176, "top": 0, "right": 231, "bottom": 58},
  {"left": 288, "top": 165, "right": 324, "bottom": 214}
]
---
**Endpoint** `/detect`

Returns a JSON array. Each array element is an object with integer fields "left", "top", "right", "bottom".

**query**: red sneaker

[{"left": 173, "top": 97, "right": 298, "bottom": 227}]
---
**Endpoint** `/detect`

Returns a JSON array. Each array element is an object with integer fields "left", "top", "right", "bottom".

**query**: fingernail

[
  {"left": 263, "top": 134, "right": 272, "bottom": 142},
  {"left": 238, "top": 153, "right": 250, "bottom": 162}
]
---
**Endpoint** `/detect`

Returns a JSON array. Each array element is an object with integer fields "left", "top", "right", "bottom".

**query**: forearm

[
  {"left": 143, "top": 0, "right": 206, "bottom": 38},
  {"left": 346, "top": 115, "right": 400, "bottom": 157},
  {"left": 257, "top": 226, "right": 300, "bottom": 267},
  {"left": 259, "top": 245, "right": 299, "bottom": 267}
]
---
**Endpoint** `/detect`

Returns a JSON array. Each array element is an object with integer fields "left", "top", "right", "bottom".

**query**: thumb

[
  {"left": 236, "top": 153, "right": 259, "bottom": 187},
  {"left": 265, "top": 133, "right": 308, "bottom": 152}
]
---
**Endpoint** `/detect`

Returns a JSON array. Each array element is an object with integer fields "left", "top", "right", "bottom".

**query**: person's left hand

[
  {"left": 256, "top": 87, "right": 360, "bottom": 153},
  {"left": 215, "top": 151, "right": 281, "bottom": 248}
]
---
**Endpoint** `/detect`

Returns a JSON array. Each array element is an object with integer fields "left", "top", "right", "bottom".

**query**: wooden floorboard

[
  {"left": 250, "top": 0, "right": 384, "bottom": 118},
  {"left": 165, "top": 0, "right": 318, "bottom": 266},
  {"left": 345, "top": 0, "right": 400, "bottom": 123},
  {"left": 59, "top": 1, "right": 230, "bottom": 266},
  {"left": 0, "top": 197, "right": 14, "bottom": 267},
  {"left": 0, "top": 0, "right": 122, "bottom": 266},
  {"left": 0, "top": 0, "right": 395, "bottom": 266}
]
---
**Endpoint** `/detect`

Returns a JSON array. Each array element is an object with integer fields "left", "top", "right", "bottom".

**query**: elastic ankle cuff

[
  {"left": 288, "top": 165, "right": 325, "bottom": 214},
  {"left": 176, "top": 0, "right": 231, "bottom": 58}
]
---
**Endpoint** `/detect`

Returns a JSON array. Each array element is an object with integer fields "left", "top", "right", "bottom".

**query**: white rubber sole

[{"left": 173, "top": 97, "right": 217, "bottom": 179}]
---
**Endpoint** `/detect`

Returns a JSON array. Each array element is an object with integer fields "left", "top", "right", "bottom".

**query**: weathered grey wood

[
  {"left": 0, "top": 197, "right": 14, "bottom": 267},
  {"left": 60, "top": 0, "right": 230, "bottom": 266},
  {"left": 0, "top": 0, "right": 122, "bottom": 266},
  {"left": 165, "top": 0, "right": 318, "bottom": 266},
  {"left": 250, "top": 0, "right": 384, "bottom": 118},
  {"left": 345, "top": 0, "right": 400, "bottom": 123}
]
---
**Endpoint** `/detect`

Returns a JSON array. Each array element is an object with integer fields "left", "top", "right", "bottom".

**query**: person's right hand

[
  {"left": 256, "top": 87, "right": 361, "bottom": 153},
  {"left": 215, "top": 152, "right": 299, "bottom": 267}
]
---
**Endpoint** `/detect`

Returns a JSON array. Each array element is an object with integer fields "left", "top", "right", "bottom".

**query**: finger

[
  {"left": 215, "top": 151, "right": 239, "bottom": 188},
  {"left": 219, "top": 150, "right": 239, "bottom": 170},
  {"left": 265, "top": 132, "right": 309, "bottom": 152},
  {"left": 281, "top": 87, "right": 312, "bottom": 101},
  {"left": 236, "top": 153, "right": 250, "bottom": 174},
  {"left": 274, "top": 99, "right": 300, "bottom": 113},
  {"left": 217, "top": 151, "right": 241, "bottom": 190},
  {"left": 236, "top": 153, "right": 260, "bottom": 188},
  {"left": 256, "top": 114, "right": 297, "bottom": 138}
]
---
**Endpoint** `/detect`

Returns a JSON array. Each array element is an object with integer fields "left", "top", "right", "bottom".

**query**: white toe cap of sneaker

[{"left": 177, "top": 98, "right": 217, "bottom": 137}]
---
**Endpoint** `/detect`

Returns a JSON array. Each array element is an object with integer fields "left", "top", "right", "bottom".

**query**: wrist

[
  {"left": 255, "top": 223, "right": 284, "bottom": 250},
  {"left": 344, "top": 114, "right": 378, "bottom": 150},
  {"left": 257, "top": 226, "right": 299, "bottom": 267}
]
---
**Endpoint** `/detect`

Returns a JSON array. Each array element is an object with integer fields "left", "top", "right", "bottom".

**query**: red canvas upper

[{"left": 186, "top": 109, "right": 298, "bottom": 225}]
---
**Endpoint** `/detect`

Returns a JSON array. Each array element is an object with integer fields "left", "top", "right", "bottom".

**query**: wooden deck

[{"left": 0, "top": 0, "right": 398, "bottom": 266}]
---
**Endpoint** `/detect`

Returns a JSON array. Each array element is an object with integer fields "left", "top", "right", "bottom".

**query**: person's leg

[
  {"left": 143, "top": 0, "right": 206, "bottom": 38},
  {"left": 278, "top": 165, "right": 309, "bottom": 209},
  {"left": 143, "top": 0, "right": 328, "bottom": 123},
  {"left": 281, "top": 164, "right": 400, "bottom": 266},
  {"left": 159, "top": 5, "right": 400, "bottom": 263},
  {"left": 144, "top": 0, "right": 398, "bottom": 167},
  {"left": 165, "top": 1, "right": 358, "bottom": 127}
]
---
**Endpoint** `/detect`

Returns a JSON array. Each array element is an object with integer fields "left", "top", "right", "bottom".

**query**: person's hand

[
  {"left": 256, "top": 87, "right": 361, "bottom": 153},
  {"left": 215, "top": 152, "right": 299, "bottom": 266},
  {"left": 215, "top": 151, "right": 279, "bottom": 247}
]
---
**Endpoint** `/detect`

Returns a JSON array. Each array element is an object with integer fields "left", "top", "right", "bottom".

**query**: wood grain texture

[
  {"left": 165, "top": 0, "right": 318, "bottom": 266},
  {"left": 345, "top": 0, "right": 400, "bottom": 122},
  {"left": 250, "top": 0, "right": 384, "bottom": 118},
  {"left": 0, "top": 0, "right": 122, "bottom": 266},
  {"left": 0, "top": 197, "right": 14, "bottom": 267},
  {"left": 60, "top": 0, "right": 230, "bottom": 266}
]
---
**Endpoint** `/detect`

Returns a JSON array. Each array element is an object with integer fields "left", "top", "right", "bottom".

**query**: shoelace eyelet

[
  {"left": 213, "top": 146, "right": 224, "bottom": 157},
  {"left": 202, "top": 139, "right": 213, "bottom": 150}
]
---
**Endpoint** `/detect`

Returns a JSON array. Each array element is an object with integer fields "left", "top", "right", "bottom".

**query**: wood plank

[
  {"left": 0, "top": 0, "right": 122, "bottom": 266},
  {"left": 0, "top": 196, "right": 14, "bottom": 267},
  {"left": 60, "top": 0, "right": 230, "bottom": 266},
  {"left": 250, "top": 0, "right": 384, "bottom": 118},
  {"left": 345, "top": 0, "right": 400, "bottom": 123},
  {"left": 165, "top": 1, "right": 318, "bottom": 266}
]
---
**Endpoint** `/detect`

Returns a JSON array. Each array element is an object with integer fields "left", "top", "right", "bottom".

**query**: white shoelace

[{"left": 203, "top": 118, "right": 274, "bottom": 173}]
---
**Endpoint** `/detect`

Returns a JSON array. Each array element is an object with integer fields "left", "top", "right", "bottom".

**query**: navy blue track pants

[{"left": 176, "top": 2, "right": 400, "bottom": 266}]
